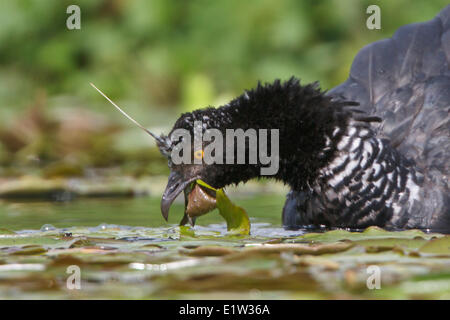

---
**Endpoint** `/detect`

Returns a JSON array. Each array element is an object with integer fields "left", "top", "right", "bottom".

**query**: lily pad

[
  {"left": 0, "top": 228, "right": 15, "bottom": 235},
  {"left": 183, "top": 246, "right": 236, "bottom": 257},
  {"left": 419, "top": 236, "right": 450, "bottom": 254},
  {"left": 0, "top": 236, "right": 76, "bottom": 249},
  {"left": 296, "top": 227, "right": 441, "bottom": 243}
]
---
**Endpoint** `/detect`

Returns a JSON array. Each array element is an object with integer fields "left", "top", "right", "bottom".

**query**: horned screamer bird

[
  {"left": 158, "top": 6, "right": 450, "bottom": 232},
  {"left": 95, "top": 6, "right": 450, "bottom": 232}
]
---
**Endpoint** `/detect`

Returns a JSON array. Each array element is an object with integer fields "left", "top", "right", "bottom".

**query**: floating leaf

[
  {"left": 291, "top": 255, "right": 340, "bottom": 271},
  {"left": 10, "top": 246, "right": 47, "bottom": 255},
  {"left": 225, "top": 242, "right": 354, "bottom": 260},
  {"left": 179, "top": 225, "right": 196, "bottom": 238},
  {"left": 0, "top": 236, "right": 75, "bottom": 249},
  {"left": 184, "top": 246, "right": 236, "bottom": 257},
  {"left": 354, "top": 237, "right": 428, "bottom": 251},
  {"left": 296, "top": 227, "right": 441, "bottom": 243},
  {"left": 0, "top": 228, "right": 15, "bottom": 235},
  {"left": 419, "top": 236, "right": 450, "bottom": 254}
]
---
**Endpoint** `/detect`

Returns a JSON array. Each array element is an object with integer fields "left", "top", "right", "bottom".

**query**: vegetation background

[{"left": 0, "top": 0, "right": 448, "bottom": 180}]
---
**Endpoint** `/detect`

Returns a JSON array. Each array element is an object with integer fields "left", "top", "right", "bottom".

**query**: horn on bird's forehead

[{"left": 89, "top": 83, "right": 171, "bottom": 152}]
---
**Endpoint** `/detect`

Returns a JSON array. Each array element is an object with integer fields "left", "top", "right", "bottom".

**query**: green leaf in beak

[{"left": 196, "top": 180, "right": 250, "bottom": 235}]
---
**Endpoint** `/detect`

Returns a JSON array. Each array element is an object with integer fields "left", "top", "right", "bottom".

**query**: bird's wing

[{"left": 329, "top": 5, "right": 450, "bottom": 182}]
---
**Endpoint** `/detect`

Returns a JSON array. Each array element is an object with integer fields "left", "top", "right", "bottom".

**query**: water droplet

[
  {"left": 40, "top": 224, "right": 56, "bottom": 232},
  {"left": 98, "top": 223, "right": 108, "bottom": 230}
]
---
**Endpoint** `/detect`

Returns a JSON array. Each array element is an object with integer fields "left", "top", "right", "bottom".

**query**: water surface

[{"left": 0, "top": 194, "right": 286, "bottom": 232}]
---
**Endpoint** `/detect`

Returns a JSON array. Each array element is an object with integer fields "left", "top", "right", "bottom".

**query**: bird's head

[{"left": 159, "top": 105, "right": 262, "bottom": 221}]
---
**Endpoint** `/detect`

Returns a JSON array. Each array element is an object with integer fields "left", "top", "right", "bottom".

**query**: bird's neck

[{"left": 204, "top": 78, "right": 354, "bottom": 189}]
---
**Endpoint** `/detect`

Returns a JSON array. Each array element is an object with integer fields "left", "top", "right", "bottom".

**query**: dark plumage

[{"left": 160, "top": 6, "right": 450, "bottom": 232}]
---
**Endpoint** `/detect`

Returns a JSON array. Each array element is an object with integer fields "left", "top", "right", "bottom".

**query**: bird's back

[{"left": 329, "top": 5, "right": 450, "bottom": 188}]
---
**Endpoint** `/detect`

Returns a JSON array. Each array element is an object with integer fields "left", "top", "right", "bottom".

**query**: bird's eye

[{"left": 194, "top": 149, "right": 204, "bottom": 160}]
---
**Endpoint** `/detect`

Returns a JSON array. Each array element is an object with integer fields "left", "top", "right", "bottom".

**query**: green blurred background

[{"left": 0, "top": 0, "right": 447, "bottom": 180}]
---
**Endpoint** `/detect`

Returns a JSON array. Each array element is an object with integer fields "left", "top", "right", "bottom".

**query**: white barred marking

[
  {"left": 350, "top": 138, "right": 362, "bottom": 152},
  {"left": 348, "top": 127, "right": 357, "bottom": 136},
  {"left": 359, "top": 129, "right": 370, "bottom": 137},
  {"left": 337, "top": 136, "right": 350, "bottom": 150},
  {"left": 332, "top": 127, "right": 340, "bottom": 137}
]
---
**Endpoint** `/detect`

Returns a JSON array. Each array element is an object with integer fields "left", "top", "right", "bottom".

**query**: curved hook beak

[{"left": 160, "top": 171, "right": 197, "bottom": 221}]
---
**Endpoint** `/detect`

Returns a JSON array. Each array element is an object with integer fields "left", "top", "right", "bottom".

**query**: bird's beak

[{"left": 160, "top": 170, "right": 198, "bottom": 221}]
